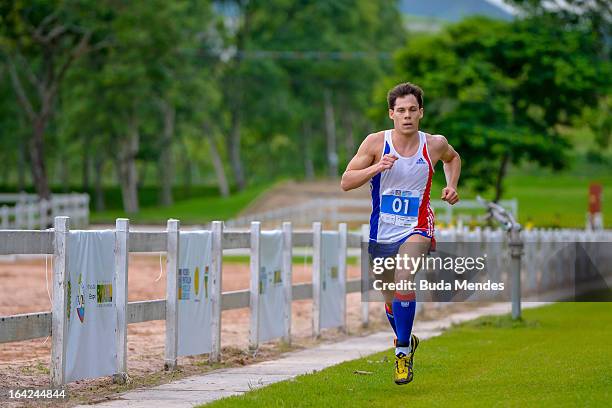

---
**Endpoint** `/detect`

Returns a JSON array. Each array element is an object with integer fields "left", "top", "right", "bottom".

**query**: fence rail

[
  {"left": 0, "top": 193, "right": 89, "bottom": 230},
  {"left": 226, "top": 198, "right": 518, "bottom": 227},
  {"left": 0, "top": 218, "right": 366, "bottom": 385},
  {"left": 0, "top": 279, "right": 363, "bottom": 345}
]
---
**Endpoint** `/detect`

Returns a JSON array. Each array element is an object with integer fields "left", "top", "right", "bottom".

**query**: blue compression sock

[
  {"left": 392, "top": 292, "right": 416, "bottom": 356},
  {"left": 385, "top": 303, "right": 397, "bottom": 337}
]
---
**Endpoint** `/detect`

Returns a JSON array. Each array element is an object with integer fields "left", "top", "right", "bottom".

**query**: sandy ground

[
  {"left": 0, "top": 254, "right": 394, "bottom": 406},
  {"left": 240, "top": 180, "right": 369, "bottom": 216}
]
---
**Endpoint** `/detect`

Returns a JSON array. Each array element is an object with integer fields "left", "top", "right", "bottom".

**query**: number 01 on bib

[{"left": 380, "top": 189, "right": 420, "bottom": 228}]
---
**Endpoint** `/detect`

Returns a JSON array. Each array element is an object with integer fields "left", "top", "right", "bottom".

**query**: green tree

[
  {"left": 377, "top": 15, "right": 609, "bottom": 200},
  {"left": 507, "top": 0, "right": 611, "bottom": 52},
  {"left": 507, "top": 0, "right": 611, "bottom": 152},
  {"left": 60, "top": 0, "right": 217, "bottom": 213},
  {"left": 0, "top": 0, "right": 108, "bottom": 198},
  {"left": 229, "top": 0, "right": 403, "bottom": 181},
  {"left": 0, "top": 66, "right": 27, "bottom": 188}
]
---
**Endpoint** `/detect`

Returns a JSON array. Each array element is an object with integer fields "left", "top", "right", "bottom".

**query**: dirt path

[{"left": 239, "top": 180, "right": 370, "bottom": 216}]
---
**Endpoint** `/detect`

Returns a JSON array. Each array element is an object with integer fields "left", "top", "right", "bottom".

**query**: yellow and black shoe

[
  {"left": 394, "top": 353, "right": 409, "bottom": 384},
  {"left": 394, "top": 334, "right": 419, "bottom": 385}
]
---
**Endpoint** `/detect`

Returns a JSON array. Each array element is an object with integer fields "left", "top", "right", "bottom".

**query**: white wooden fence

[
  {"left": 0, "top": 193, "right": 89, "bottom": 229},
  {"left": 0, "top": 219, "right": 610, "bottom": 387},
  {"left": 434, "top": 227, "right": 612, "bottom": 300},
  {"left": 0, "top": 217, "right": 362, "bottom": 386},
  {"left": 226, "top": 198, "right": 518, "bottom": 227}
]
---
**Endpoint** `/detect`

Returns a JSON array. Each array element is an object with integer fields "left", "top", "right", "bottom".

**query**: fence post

[
  {"left": 18, "top": 191, "right": 28, "bottom": 205},
  {"left": 508, "top": 225, "right": 523, "bottom": 320},
  {"left": 312, "top": 222, "right": 322, "bottom": 338},
  {"left": 51, "top": 216, "right": 70, "bottom": 387},
  {"left": 74, "top": 195, "right": 78, "bottom": 226},
  {"left": 282, "top": 222, "right": 293, "bottom": 345},
  {"left": 360, "top": 224, "right": 370, "bottom": 327},
  {"left": 15, "top": 203, "right": 23, "bottom": 229},
  {"left": 249, "top": 222, "right": 261, "bottom": 351},
  {"left": 67, "top": 195, "right": 75, "bottom": 227},
  {"left": 39, "top": 199, "right": 48, "bottom": 230},
  {"left": 51, "top": 197, "right": 57, "bottom": 221},
  {"left": 209, "top": 221, "right": 223, "bottom": 362},
  {"left": 113, "top": 218, "right": 129, "bottom": 383},
  {"left": 164, "top": 219, "right": 180, "bottom": 370},
  {"left": 26, "top": 202, "right": 34, "bottom": 229},
  {"left": 338, "top": 223, "right": 348, "bottom": 333},
  {"left": 84, "top": 194, "right": 90, "bottom": 227},
  {"left": 449, "top": 203, "right": 455, "bottom": 225}
]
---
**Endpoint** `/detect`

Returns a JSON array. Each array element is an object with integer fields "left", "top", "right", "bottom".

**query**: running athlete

[{"left": 341, "top": 83, "right": 461, "bottom": 385}]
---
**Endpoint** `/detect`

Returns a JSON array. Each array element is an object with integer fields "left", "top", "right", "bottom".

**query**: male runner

[{"left": 341, "top": 82, "right": 461, "bottom": 384}]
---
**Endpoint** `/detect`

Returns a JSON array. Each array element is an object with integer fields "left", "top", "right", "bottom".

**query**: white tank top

[{"left": 369, "top": 130, "right": 435, "bottom": 243}]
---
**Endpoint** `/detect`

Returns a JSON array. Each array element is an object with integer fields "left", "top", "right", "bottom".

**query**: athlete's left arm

[{"left": 430, "top": 135, "right": 461, "bottom": 205}]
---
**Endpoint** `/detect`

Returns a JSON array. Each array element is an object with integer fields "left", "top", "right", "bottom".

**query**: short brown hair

[{"left": 387, "top": 82, "right": 424, "bottom": 110}]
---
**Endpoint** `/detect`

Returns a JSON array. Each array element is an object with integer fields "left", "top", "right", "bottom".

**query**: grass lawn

[
  {"left": 90, "top": 184, "right": 269, "bottom": 224},
  {"left": 432, "top": 169, "right": 611, "bottom": 228},
  {"left": 205, "top": 301, "right": 612, "bottom": 407},
  {"left": 503, "top": 174, "right": 611, "bottom": 228}
]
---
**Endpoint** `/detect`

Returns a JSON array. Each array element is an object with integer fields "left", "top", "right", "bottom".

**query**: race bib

[{"left": 380, "top": 189, "right": 420, "bottom": 227}]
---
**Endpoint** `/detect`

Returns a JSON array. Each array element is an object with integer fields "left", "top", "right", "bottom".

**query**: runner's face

[{"left": 389, "top": 95, "right": 423, "bottom": 134}]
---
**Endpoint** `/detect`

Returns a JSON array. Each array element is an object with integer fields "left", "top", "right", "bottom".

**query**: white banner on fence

[
  {"left": 320, "top": 231, "right": 343, "bottom": 329},
  {"left": 178, "top": 231, "right": 213, "bottom": 356},
  {"left": 65, "top": 231, "right": 116, "bottom": 382},
  {"left": 257, "top": 231, "right": 286, "bottom": 342}
]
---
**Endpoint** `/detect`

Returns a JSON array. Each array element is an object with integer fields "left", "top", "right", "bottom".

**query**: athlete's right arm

[{"left": 340, "top": 134, "right": 396, "bottom": 191}]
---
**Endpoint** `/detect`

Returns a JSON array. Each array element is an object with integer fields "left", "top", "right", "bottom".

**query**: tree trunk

[
  {"left": 7, "top": 58, "right": 51, "bottom": 199},
  {"left": 0, "top": 156, "right": 7, "bottom": 186},
  {"left": 302, "top": 122, "right": 315, "bottom": 180},
  {"left": 204, "top": 126, "right": 230, "bottom": 197},
  {"left": 182, "top": 143, "right": 192, "bottom": 196},
  {"left": 94, "top": 156, "right": 105, "bottom": 211},
  {"left": 324, "top": 89, "right": 338, "bottom": 178},
  {"left": 224, "top": 0, "right": 251, "bottom": 192},
  {"left": 17, "top": 142, "right": 26, "bottom": 191},
  {"left": 158, "top": 100, "right": 175, "bottom": 206},
  {"left": 6, "top": 26, "right": 93, "bottom": 200},
  {"left": 493, "top": 152, "right": 510, "bottom": 202},
  {"left": 82, "top": 136, "right": 90, "bottom": 191},
  {"left": 1, "top": 160, "right": 7, "bottom": 187},
  {"left": 116, "top": 118, "right": 140, "bottom": 214},
  {"left": 59, "top": 150, "right": 69, "bottom": 192},
  {"left": 29, "top": 119, "right": 51, "bottom": 199},
  {"left": 228, "top": 107, "right": 246, "bottom": 190},
  {"left": 343, "top": 110, "right": 355, "bottom": 158}
]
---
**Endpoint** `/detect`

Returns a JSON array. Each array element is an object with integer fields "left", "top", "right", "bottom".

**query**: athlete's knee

[{"left": 394, "top": 267, "right": 415, "bottom": 284}]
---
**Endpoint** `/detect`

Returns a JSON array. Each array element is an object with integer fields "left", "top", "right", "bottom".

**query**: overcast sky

[{"left": 485, "top": 0, "right": 519, "bottom": 14}]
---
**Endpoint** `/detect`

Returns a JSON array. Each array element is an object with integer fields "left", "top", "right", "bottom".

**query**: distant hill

[{"left": 398, "top": 0, "right": 513, "bottom": 22}]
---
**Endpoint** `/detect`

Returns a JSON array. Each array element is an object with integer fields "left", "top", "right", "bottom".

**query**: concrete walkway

[{"left": 76, "top": 302, "right": 548, "bottom": 408}]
